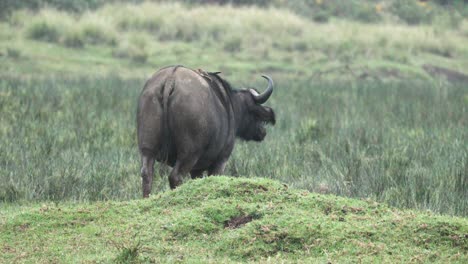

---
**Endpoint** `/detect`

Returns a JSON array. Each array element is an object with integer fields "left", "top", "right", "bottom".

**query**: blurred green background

[{"left": 0, "top": 0, "right": 467, "bottom": 216}]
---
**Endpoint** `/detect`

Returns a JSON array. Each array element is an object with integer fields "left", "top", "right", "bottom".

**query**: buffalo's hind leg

[
  {"left": 190, "top": 169, "right": 205, "bottom": 179},
  {"left": 208, "top": 159, "right": 228, "bottom": 176},
  {"left": 140, "top": 154, "right": 155, "bottom": 198},
  {"left": 169, "top": 154, "right": 200, "bottom": 189}
]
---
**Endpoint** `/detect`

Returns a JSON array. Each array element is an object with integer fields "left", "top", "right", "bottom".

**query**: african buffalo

[{"left": 137, "top": 65, "right": 275, "bottom": 197}]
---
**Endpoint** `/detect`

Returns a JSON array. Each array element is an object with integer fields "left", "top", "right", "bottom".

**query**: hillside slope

[
  {"left": 1, "top": 2, "right": 467, "bottom": 80},
  {"left": 1, "top": 177, "right": 467, "bottom": 263}
]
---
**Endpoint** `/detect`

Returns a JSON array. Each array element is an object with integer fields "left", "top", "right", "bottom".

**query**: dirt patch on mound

[{"left": 224, "top": 215, "right": 253, "bottom": 229}]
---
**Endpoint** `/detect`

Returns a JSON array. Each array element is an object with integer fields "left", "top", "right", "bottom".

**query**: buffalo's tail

[{"left": 159, "top": 66, "right": 180, "bottom": 163}]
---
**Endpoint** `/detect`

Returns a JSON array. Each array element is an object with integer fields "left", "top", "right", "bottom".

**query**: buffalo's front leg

[{"left": 140, "top": 155, "right": 155, "bottom": 198}]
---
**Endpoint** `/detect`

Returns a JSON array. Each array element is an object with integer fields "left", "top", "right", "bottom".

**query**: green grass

[
  {"left": 1, "top": 177, "right": 467, "bottom": 263},
  {"left": 1, "top": 76, "right": 466, "bottom": 216}
]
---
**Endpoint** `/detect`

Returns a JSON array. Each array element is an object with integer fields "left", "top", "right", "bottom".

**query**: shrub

[
  {"left": 115, "top": 13, "right": 162, "bottom": 32},
  {"left": 63, "top": 29, "right": 85, "bottom": 48},
  {"left": 112, "top": 35, "right": 149, "bottom": 64},
  {"left": 392, "top": 0, "right": 433, "bottom": 25},
  {"left": 6, "top": 47, "right": 21, "bottom": 59},
  {"left": 293, "top": 40, "right": 308, "bottom": 52},
  {"left": 277, "top": 0, "right": 382, "bottom": 23},
  {"left": 312, "top": 10, "right": 330, "bottom": 23},
  {"left": 80, "top": 22, "right": 117, "bottom": 46},
  {"left": 223, "top": 35, "right": 242, "bottom": 52},
  {"left": 0, "top": 0, "right": 39, "bottom": 19},
  {"left": 116, "top": 14, "right": 163, "bottom": 32},
  {"left": 432, "top": 9, "right": 464, "bottom": 29},
  {"left": 0, "top": 183, "right": 21, "bottom": 202},
  {"left": 23, "top": 9, "right": 74, "bottom": 44},
  {"left": 8, "top": 10, "right": 31, "bottom": 27},
  {"left": 25, "top": 20, "right": 60, "bottom": 42},
  {"left": 354, "top": 3, "right": 381, "bottom": 23},
  {"left": 461, "top": 20, "right": 468, "bottom": 37},
  {"left": 419, "top": 39, "right": 456, "bottom": 58},
  {"left": 113, "top": 45, "right": 146, "bottom": 63},
  {"left": 22, "top": 8, "right": 119, "bottom": 48}
]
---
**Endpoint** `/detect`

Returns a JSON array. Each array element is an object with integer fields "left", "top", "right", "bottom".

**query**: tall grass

[
  {"left": 0, "top": 77, "right": 140, "bottom": 202},
  {"left": 0, "top": 76, "right": 466, "bottom": 216}
]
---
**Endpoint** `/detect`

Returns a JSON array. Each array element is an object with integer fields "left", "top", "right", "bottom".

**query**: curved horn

[{"left": 251, "top": 75, "right": 274, "bottom": 104}]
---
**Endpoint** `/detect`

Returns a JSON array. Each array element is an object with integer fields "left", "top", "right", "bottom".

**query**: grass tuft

[{"left": 112, "top": 233, "right": 142, "bottom": 264}]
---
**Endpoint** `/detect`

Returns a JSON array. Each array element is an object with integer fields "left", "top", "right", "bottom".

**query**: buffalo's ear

[{"left": 250, "top": 106, "right": 276, "bottom": 125}]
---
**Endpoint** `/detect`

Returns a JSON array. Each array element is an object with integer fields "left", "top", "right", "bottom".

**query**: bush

[
  {"left": 25, "top": 20, "right": 60, "bottom": 42},
  {"left": 115, "top": 13, "right": 163, "bottom": 32},
  {"left": 22, "top": 8, "right": 118, "bottom": 48},
  {"left": 354, "top": 3, "right": 381, "bottom": 23},
  {"left": 432, "top": 9, "right": 464, "bottom": 29},
  {"left": 312, "top": 10, "right": 330, "bottom": 23},
  {"left": 112, "top": 35, "right": 149, "bottom": 64},
  {"left": 80, "top": 22, "right": 117, "bottom": 46},
  {"left": 8, "top": 10, "right": 31, "bottom": 27},
  {"left": 331, "top": 1, "right": 381, "bottom": 23},
  {"left": 461, "top": 20, "right": 468, "bottom": 37},
  {"left": 223, "top": 35, "right": 242, "bottom": 52},
  {"left": 6, "top": 47, "right": 21, "bottom": 59},
  {"left": 23, "top": 9, "right": 74, "bottom": 44},
  {"left": 392, "top": 0, "right": 433, "bottom": 25},
  {"left": 63, "top": 29, "right": 85, "bottom": 48},
  {"left": 0, "top": 0, "right": 39, "bottom": 19}
]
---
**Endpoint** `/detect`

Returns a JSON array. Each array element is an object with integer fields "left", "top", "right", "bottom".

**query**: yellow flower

[{"left": 315, "top": 0, "right": 323, "bottom": 5}]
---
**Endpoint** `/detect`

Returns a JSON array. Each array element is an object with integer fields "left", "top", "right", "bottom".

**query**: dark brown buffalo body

[{"left": 137, "top": 66, "right": 275, "bottom": 197}]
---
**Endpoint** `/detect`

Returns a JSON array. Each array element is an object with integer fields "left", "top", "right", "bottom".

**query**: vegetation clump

[{"left": 25, "top": 19, "right": 61, "bottom": 42}]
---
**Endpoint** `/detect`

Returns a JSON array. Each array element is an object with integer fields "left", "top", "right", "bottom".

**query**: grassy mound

[{"left": 1, "top": 177, "right": 466, "bottom": 263}]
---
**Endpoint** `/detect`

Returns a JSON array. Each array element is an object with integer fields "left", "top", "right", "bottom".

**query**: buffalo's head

[{"left": 236, "top": 75, "right": 276, "bottom": 141}]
